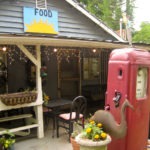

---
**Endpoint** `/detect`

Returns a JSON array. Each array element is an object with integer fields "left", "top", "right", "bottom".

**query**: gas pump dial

[{"left": 136, "top": 67, "right": 148, "bottom": 99}]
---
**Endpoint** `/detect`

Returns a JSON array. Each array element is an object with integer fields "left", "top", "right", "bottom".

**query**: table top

[{"left": 44, "top": 98, "right": 72, "bottom": 109}]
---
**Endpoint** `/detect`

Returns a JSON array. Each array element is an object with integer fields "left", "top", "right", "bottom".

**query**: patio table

[{"left": 44, "top": 98, "right": 72, "bottom": 137}]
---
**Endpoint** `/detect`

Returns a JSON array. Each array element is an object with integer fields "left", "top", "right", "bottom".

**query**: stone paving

[
  {"left": 14, "top": 121, "right": 150, "bottom": 150},
  {"left": 15, "top": 123, "right": 72, "bottom": 150}
]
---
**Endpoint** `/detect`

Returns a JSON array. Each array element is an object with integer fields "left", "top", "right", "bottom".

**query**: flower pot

[
  {"left": 75, "top": 133, "right": 111, "bottom": 150},
  {"left": 0, "top": 132, "right": 15, "bottom": 150},
  {"left": 1, "top": 144, "right": 15, "bottom": 150},
  {"left": 0, "top": 144, "right": 2, "bottom": 150},
  {"left": 70, "top": 137, "right": 80, "bottom": 150},
  {"left": 8, "top": 144, "right": 15, "bottom": 150}
]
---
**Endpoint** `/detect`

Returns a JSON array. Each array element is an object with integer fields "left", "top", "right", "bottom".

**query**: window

[
  {"left": 83, "top": 58, "right": 100, "bottom": 80},
  {"left": 36, "top": 0, "right": 47, "bottom": 9},
  {"left": 136, "top": 67, "right": 148, "bottom": 99}
]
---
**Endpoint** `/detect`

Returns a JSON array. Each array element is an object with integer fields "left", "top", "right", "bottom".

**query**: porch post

[{"left": 34, "top": 45, "right": 44, "bottom": 138}]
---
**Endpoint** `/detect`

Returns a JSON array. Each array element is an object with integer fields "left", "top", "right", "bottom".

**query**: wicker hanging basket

[{"left": 0, "top": 91, "right": 37, "bottom": 106}]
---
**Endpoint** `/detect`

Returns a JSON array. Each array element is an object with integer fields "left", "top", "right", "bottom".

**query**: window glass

[
  {"left": 83, "top": 58, "right": 100, "bottom": 80},
  {"left": 136, "top": 67, "right": 148, "bottom": 99}
]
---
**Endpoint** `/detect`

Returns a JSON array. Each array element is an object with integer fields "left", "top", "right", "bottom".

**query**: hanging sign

[{"left": 23, "top": 7, "right": 58, "bottom": 34}]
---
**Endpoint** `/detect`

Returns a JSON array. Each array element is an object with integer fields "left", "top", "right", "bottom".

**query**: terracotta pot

[
  {"left": 70, "top": 137, "right": 80, "bottom": 150},
  {"left": 75, "top": 133, "right": 111, "bottom": 150},
  {"left": 0, "top": 144, "right": 2, "bottom": 150}
]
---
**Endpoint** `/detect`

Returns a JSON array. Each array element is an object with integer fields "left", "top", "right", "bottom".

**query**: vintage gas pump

[{"left": 106, "top": 48, "right": 150, "bottom": 150}]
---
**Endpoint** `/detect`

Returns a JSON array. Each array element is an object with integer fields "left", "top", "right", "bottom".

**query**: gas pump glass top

[{"left": 136, "top": 67, "right": 148, "bottom": 99}]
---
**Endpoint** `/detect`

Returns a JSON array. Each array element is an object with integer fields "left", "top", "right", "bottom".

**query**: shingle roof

[{"left": 65, "top": 0, "right": 126, "bottom": 42}]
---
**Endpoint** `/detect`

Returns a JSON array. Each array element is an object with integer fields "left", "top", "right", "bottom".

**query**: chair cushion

[{"left": 59, "top": 112, "right": 83, "bottom": 120}]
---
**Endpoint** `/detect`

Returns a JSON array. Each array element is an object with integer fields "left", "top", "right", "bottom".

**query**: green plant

[
  {"left": 81, "top": 120, "right": 107, "bottom": 141},
  {"left": 43, "top": 92, "right": 50, "bottom": 104},
  {"left": 0, "top": 131, "right": 15, "bottom": 149},
  {"left": 71, "top": 121, "right": 83, "bottom": 139}
]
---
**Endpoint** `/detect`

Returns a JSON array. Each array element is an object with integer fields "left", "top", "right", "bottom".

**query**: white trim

[
  {"left": 0, "top": 36, "right": 127, "bottom": 48},
  {"left": 0, "top": 36, "right": 148, "bottom": 50},
  {"left": 65, "top": 0, "right": 126, "bottom": 42}
]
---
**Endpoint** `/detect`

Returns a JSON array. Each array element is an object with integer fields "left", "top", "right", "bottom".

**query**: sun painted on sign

[{"left": 23, "top": 7, "right": 58, "bottom": 34}]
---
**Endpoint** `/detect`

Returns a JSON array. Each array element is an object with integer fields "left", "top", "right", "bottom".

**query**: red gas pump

[{"left": 106, "top": 48, "right": 150, "bottom": 150}]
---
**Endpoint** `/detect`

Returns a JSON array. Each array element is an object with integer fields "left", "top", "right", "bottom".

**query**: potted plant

[
  {"left": 0, "top": 131, "right": 15, "bottom": 150},
  {"left": 70, "top": 121, "right": 83, "bottom": 150},
  {"left": 70, "top": 131, "right": 80, "bottom": 150},
  {"left": 43, "top": 92, "right": 50, "bottom": 105},
  {"left": 75, "top": 120, "right": 111, "bottom": 150}
]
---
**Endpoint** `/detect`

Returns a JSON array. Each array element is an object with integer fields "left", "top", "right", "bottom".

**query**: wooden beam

[
  {"left": 17, "top": 44, "right": 38, "bottom": 65},
  {"left": 0, "top": 36, "right": 126, "bottom": 48},
  {"left": 0, "top": 36, "right": 149, "bottom": 50}
]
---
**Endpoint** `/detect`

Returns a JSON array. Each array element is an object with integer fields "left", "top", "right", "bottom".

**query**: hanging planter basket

[{"left": 0, "top": 91, "right": 37, "bottom": 106}]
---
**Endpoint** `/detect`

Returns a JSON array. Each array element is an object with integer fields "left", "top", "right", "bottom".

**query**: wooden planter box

[{"left": 0, "top": 91, "right": 37, "bottom": 106}]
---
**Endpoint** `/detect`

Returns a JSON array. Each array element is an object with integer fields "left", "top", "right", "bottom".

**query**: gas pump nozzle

[{"left": 113, "top": 91, "right": 121, "bottom": 107}]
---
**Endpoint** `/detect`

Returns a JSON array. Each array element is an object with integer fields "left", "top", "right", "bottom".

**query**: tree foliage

[
  {"left": 133, "top": 22, "right": 150, "bottom": 44},
  {"left": 78, "top": 0, "right": 134, "bottom": 30}
]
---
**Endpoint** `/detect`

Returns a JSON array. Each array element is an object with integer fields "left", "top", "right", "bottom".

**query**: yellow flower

[
  {"left": 101, "top": 132, "right": 107, "bottom": 139},
  {"left": 86, "top": 127, "right": 92, "bottom": 133},
  {"left": 90, "top": 120, "right": 95, "bottom": 125},
  {"left": 97, "top": 123, "right": 102, "bottom": 128},
  {"left": 83, "top": 121, "right": 108, "bottom": 142},
  {"left": 4, "top": 143, "right": 8, "bottom": 148},
  {"left": 44, "top": 95, "right": 49, "bottom": 101},
  {"left": 5, "top": 140, "right": 9, "bottom": 144},
  {"left": 94, "top": 134, "right": 100, "bottom": 140},
  {"left": 43, "top": 92, "right": 50, "bottom": 103}
]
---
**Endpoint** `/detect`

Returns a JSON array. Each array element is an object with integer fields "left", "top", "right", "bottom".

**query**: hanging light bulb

[
  {"left": 2, "top": 46, "right": 7, "bottom": 52},
  {"left": 92, "top": 49, "right": 97, "bottom": 53},
  {"left": 53, "top": 48, "right": 58, "bottom": 52}
]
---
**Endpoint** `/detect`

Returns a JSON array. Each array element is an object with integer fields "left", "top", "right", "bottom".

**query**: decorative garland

[
  {"left": 0, "top": 59, "right": 7, "bottom": 88},
  {"left": 0, "top": 59, "right": 6, "bottom": 71}
]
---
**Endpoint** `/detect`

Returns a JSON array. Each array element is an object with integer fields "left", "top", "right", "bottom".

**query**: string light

[
  {"left": 5, "top": 45, "right": 36, "bottom": 64},
  {"left": 53, "top": 48, "right": 58, "bottom": 52},
  {"left": 92, "top": 49, "right": 97, "bottom": 53},
  {"left": 0, "top": 45, "right": 103, "bottom": 64},
  {"left": 2, "top": 46, "right": 7, "bottom": 52}
]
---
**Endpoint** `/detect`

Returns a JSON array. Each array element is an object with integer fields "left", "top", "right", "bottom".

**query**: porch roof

[
  {"left": 0, "top": 35, "right": 149, "bottom": 50},
  {"left": 65, "top": 0, "right": 125, "bottom": 42}
]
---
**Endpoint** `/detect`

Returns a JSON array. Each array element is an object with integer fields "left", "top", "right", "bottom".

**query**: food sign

[{"left": 23, "top": 7, "right": 58, "bottom": 34}]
